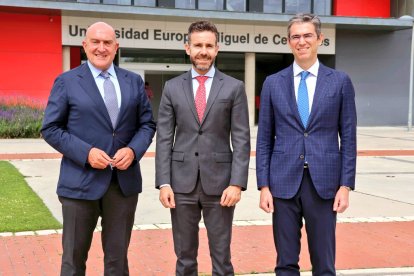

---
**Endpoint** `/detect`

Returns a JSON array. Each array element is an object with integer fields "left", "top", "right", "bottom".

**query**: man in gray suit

[{"left": 155, "top": 20, "right": 250, "bottom": 275}]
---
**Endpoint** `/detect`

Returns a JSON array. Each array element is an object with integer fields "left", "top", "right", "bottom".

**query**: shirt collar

[
  {"left": 293, "top": 59, "right": 319, "bottom": 78},
  {"left": 191, "top": 66, "right": 215, "bottom": 79},
  {"left": 87, "top": 61, "right": 117, "bottom": 79}
]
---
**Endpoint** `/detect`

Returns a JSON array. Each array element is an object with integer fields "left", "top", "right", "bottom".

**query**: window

[
  {"left": 76, "top": 0, "right": 100, "bottom": 3},
  {"left": 102, "top": 0, "right": 131, "bottom": 5},
  {"left": 390, "top": 0, "right": 412, "bottom": 18},
  {"left": 158, "top": 0, "right": 174, "bottom": 8},
  {"left": 263, "top": 0, "right": 282, "bottom": 13},
  {"left": 198, "top": 0, "right": 224, "bottom": 10},
  {"left": 285, "top": 0, "right": 311, "bottom": 14},
  {"left": 134, "top": 0, "right": 155, "bottom": 6},
  {"left": 176, "top": 0, "right": 196, "bottom": 9},
  {"left": 226, "top": 0, "right": 246, "bottom": 12},
  {"left": 314, "top": 0, "right": 331, "bottom": 15}
]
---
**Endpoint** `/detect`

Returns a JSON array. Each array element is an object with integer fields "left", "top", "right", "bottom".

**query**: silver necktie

[{"left": 101, "top": 71, "right": 119, "bottom": 128}]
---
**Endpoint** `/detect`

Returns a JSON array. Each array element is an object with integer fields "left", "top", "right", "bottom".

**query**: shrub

[{"left": 0, "top": 97, "right": 45, "bottom": 138}]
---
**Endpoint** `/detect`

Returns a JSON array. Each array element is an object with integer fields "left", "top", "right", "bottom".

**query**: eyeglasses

[{"left": 289, "top": 33, "right": 316, "bottom": 42}]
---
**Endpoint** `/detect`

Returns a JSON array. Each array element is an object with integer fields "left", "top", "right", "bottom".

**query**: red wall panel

[
  {"left": 70, "top": 46, "right": 82, "bottom": 69},
  {"left": 333, "top": 0, "right": 390, "bottom": 18},
  {"left": 0, "top": 12, "right": 62, "bottom": 103}
]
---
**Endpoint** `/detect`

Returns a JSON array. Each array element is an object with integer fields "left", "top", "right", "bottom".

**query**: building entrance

[{"left": 120, "top": 63, "right": 191, "bottom": 120}]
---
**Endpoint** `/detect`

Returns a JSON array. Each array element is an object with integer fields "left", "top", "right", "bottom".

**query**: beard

[{"left": 190, "top": 55, "right": 215, "bottom": 72}]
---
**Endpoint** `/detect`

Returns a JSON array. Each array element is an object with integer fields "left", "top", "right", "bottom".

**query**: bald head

[
  {"left": 86, "top": 22, "right": 116, "bottom": 40},
  {"left": 82, "top": 21, "right": 119, "bottom": 71}
]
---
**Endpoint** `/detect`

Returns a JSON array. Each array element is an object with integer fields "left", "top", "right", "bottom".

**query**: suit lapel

[
  {"left": 202, "top": 70, "right": 224, "bottom": 125},
  {"left": 307, "top": 64, "right": 331, "bottom": 128},
  {"left": 182, "top": 69, "right": 224, "bottom": 126},
  {"left": 282, "top": 66, "right": 304, "bottom": 128},
  {"left": 77, "top": 64, "right": 112, "bottom": 126},
  {"left": 182, "top": 71, "right": 200, "bottom": 124},
  {"left": 115, "top": 67, "right": 132, "bottom": 128}
]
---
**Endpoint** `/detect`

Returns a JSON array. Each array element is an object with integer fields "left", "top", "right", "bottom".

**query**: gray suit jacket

[{"left": 155, "top": 69, "right": 250, "bottom": 195}]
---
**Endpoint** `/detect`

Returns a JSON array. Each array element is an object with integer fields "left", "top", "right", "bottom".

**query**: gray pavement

[
  {"left": 1, "top": 127, "right": 414, "bottom": 275},
  {"left": 1, "top": 127, "right": 413, "bottom": 225}
]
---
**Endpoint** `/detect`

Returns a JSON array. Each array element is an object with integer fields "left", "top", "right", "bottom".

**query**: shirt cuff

[{"left": 159, "top": 184, "right": 171, "bottom": 189}]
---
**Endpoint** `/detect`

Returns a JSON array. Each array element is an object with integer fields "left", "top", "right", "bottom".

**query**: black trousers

[
  {"left": 171, "top": 178, "right": 235, "bottom": 276},
  {"left": 59, "top": 180, "right": 138, "bottom": 276},
  {"left": 272, "top": 169, "right": 337, "bottom": 276}
]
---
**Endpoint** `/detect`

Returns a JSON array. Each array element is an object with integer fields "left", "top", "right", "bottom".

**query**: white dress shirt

[
  {"left": 293, "top": 59, "right": 319, "bottom": 113},
  {"left": 191, "top": 66, "right": 216, "bottom": 99}
]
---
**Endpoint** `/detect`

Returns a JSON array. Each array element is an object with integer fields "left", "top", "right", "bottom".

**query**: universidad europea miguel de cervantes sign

[{"left": 62, "top": 16, "right": 335, "bottom": 54}]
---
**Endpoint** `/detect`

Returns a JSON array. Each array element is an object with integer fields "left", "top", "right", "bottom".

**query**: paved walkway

[
  {"left": 1, "top": 222, "right": 414, "bottom": 275},
  {"left": 0, "top": 127, "right": 414, "bottom": 275}
]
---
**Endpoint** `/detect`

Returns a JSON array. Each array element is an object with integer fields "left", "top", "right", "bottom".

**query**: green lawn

[{"left": 0, "top": 161, "right": 61, "bottom": 232}]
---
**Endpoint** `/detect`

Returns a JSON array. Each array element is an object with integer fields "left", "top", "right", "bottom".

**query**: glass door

[{"left": 120, "top": 63, "right": 191, "bottom": 120}]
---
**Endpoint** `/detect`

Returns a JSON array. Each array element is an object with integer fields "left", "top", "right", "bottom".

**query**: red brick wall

[
  {"left": 0, "top": 12, "right": 62, "bottom": 102},
  {"left": 333, "top": 0, "right": 390, "bottom": 18}
]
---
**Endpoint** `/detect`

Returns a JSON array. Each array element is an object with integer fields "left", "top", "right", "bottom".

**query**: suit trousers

[
  {"left": 59, "top": 177, "right": 138, "bottom": 276},
  {"left": 171, "top": 177, "right": 235, "bottom": 276},
  {"left": 272, "top": 169, "right": 336, "bottom": 276}
]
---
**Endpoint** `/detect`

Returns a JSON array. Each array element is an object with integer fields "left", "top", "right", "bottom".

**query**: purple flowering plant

[{"left": 0, "top": 96, "right": 45, "bottom": 138}]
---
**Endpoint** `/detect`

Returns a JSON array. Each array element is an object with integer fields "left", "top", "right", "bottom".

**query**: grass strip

[{"left": 0, "top": 161, "right": 61, "bottom": 232}]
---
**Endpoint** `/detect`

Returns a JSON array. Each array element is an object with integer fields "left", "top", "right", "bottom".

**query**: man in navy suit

[
  {"left": 42, "top": 22, "right": 155, "bottom": 275},
  {"left": 256, "top": 14, "right": 357, "bottom": 275}
]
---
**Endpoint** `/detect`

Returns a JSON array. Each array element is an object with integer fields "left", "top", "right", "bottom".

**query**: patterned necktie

[
  {"left": 297, "top": 71, "right": 310, "bottom": 128},
  {"left": 101, "top": 71, "right": 119, "bottom": 128},
  {"left": 195, "top": 76, "right": 208, "bottom": 122}
]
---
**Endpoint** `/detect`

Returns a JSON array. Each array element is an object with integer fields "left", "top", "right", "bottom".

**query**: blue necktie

[
  {"left": 101, "top": 71, "right": 119, "bottom": 128},
  {"left": 298, "top": 71, "right": 310, "bottom": 128}
]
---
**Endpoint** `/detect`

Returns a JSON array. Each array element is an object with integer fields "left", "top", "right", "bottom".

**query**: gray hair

[{"left": 287, "top": 13, "right": 321, "bottom": 38}]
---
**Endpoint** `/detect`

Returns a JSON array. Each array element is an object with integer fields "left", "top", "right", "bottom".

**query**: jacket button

[
  {"left": 199, "top": 130, "right": 203, "bottom": 135},
  {"left": 195, "top": 152, "right": 199, "bottom": 156},
  {"left": 299, "top": 154, "right": 304, "bottom": 159},
  {"left": 304, "top": 133, "right": 308, "bottom": 137}
]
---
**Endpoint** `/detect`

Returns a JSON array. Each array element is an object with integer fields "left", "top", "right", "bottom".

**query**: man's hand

[
  {"left": 259, "top": 186, "right": 274, "bottom": 213},
  {"left": 113, "top": 147, "right": 135, "bottom": 170},
  {"left": 333, "top": 186, "right": 350, "bottom": 213},
  {"left": 220, "top": 185, "right": 242, "bottom": 207},
  {"left": 159, "top": 186, "right": 175, "bottom": 208},
  {"left": 88, "top": 147, "right": 113, "bottom": 169}
]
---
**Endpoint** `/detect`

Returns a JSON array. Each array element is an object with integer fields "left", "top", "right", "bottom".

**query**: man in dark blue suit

[
  {"left": 256, "top": 14, "right": 357, "bottom": 275},
  {"left": 42, "top": 22, "right": 155, "bottom": 275}
]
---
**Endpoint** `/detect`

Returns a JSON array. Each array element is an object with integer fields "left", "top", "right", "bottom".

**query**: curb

[
  {"left": 245, "top": 267, "right": 414, "bottom": 275},
  {"left": 2, "top": 216, "right": 414, "bottom": 237}
]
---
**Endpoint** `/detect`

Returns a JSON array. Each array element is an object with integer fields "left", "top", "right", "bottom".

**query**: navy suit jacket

[
  {"left": 256, "top": 63, "right": 357, "bottom": 199},
  {"left": 42, "top": 63, "right": 156, "bottom": 200}
]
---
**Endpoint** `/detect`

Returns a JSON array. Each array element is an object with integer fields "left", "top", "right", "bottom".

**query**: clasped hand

[{"left": 87, "top": 147, "right": 135, "bottom": 170}]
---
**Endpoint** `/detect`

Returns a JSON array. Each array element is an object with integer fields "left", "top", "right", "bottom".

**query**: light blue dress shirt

[{"left": 87, "top": 61, "right": 122, "bottom": 108}]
